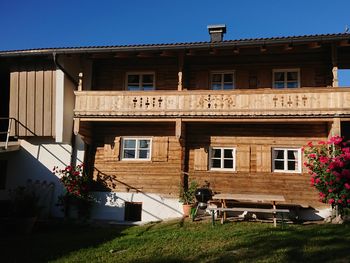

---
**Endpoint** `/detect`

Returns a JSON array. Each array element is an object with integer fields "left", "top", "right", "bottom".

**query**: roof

[{"left": 0, "top": 32, "right": 349, "bottom": 57}]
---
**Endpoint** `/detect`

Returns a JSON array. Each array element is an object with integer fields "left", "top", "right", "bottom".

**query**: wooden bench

[{"left": 208, "top": 207, "right": 290, "bottom": 227}]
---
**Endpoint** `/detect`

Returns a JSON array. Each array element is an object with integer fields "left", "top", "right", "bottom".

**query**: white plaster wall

[
  {"left": 0, "top": 138, "right": 73, "bottom": 217},
  {"left": 91, "top": 192, "right": 183, "bottom": 222}
]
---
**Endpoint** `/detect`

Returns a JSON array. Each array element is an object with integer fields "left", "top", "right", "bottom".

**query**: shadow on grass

[
  {"left": 211, "top": 223, "right": 350, "bottom": 263},
  {"left": 0, "top": 221, "right": 129, "bottom": 263}
]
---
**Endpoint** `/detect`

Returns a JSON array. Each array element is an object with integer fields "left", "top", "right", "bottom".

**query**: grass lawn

[{"left": 1, "top": 219, "right": 350, "bottom": 263}]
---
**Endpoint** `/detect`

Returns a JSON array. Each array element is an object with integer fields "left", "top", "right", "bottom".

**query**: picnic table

[{"left": 209, "top": 193, "right": 289, "bottom": 227}]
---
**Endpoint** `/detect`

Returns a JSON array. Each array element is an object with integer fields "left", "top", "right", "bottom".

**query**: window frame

[
  {"left": 125, "top": 72, "right": 156, "bottom": 91},
  {"left": 121, "top": 137, "right": 152, "bottom": 161},
  {"left": 272, "top": 68, "right": 300, "bottom": 89},
  {"left": 210, "top": 70, "right": 235, "bottom": 90},
  {"left": 209, "top": 147, "right": 236, "bottom": 171},
  {"left": 272, "top": 147, "right": 302, "bottom": 173}
]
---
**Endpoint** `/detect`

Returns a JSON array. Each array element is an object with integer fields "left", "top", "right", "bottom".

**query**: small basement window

[
  {"left": 209, "top": 147, "right": 236, "bottom": 171},
  {"left": 121, "top": 138, "right": 151, "bottom": 160},
  {"left": 273, "top": 69, "right": 300, "bottom": 89},
  {"left": 272, "top": 148, "right": 301, "bottom": 173},
  {"left": 126, "top": 73, "right": 155, "bottom": 91},
  {"left": 124, "top": 202, "right": 142, "bottom": 221},
  {"left": 211, "top": 71, "right": 235, "bottom": 90}
]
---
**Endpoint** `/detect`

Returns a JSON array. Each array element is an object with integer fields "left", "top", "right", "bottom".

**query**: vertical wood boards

[
  {"left": 9, "top": 67, "right": 56, "bottom": 137},
  {"left": 194, "top": 147, "right": 208, "bottom": 171},
  {"left": 151, "top": 137, "right": 169, "bottom": 162}
]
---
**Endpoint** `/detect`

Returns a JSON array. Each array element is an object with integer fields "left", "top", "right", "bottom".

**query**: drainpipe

[{"left": 52, "top": 52, "right": 79, "bottom": 88}]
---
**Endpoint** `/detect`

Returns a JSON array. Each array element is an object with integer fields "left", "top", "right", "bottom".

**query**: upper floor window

[
  {"left": 209, "top": 147, "right": 236, "bottom": 171},
  {"left": 273, "top": 69, "right": 300, "bottom": 89},
  {"left": 121, "top": 138, "right": 151, "bottom": 160},
  {"left": 272, "top": 148, "right": 301, "bottom": 173},
  {"left": 126, "top": 73, "right": 155, "bottom": 91},
  {"left": 211, "top": 71, "right": 235, "bottom": 90}
]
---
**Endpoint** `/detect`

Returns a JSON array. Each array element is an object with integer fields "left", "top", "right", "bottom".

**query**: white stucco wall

[
  {"left": 0, "top": 138, "right": 73, "bottom": 217},
  {"left": 91, "top": 192, "right": 183, "bottom": 222}
]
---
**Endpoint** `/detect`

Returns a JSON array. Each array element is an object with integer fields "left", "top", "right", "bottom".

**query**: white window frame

[
  {"left": 209, "top": 147, "right": 236, "bottom": 171},
  {"left": 210, "top": 71, "right": 235, "bottom": 90},
  {"left": 126, "top": 72, "right": 156, "bottom": 91},
  {"left": 273, "top": 69, "right": 300, "bottom": 89},
  {"left": 272, "top": 148, "right": 302, "bottom": 173},
  {"left": 121, "top": 137, "right": 152, "bottom": 161}
]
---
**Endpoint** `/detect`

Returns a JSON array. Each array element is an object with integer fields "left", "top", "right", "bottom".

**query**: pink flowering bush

[
  {"left": 53, "top": 164, "right": 94, "bottom": 219},
  {"left": 304, "top": 136, "right": 350, "bottom": 214}
]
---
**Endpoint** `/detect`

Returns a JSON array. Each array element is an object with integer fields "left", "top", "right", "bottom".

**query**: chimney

[{"left": 207, "top": 24, "right": 227, "bottom": 42}]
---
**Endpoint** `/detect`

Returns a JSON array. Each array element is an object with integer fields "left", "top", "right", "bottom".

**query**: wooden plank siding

[
  {"left": 88, "top": 121, "right": 330, "bottom": 208},
  {"left": 91, "top": 54, "right": 332, "bottom": 91},
  {"left": 186, "top": 122, "right": 329, "bottom": 208},
  {"left": 91, "top": 122, "right": 182, "bottom": 196},
  {"left": 9, "top": 66, "right": 56, "bottom": 137}
]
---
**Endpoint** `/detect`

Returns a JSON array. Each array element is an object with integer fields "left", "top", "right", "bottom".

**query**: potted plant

[
  {"left": 179, "top": 180, "right": 198, "bottom": 217},
  {"left": 9, "top": 186, "right": 41, "bottom": 233}
]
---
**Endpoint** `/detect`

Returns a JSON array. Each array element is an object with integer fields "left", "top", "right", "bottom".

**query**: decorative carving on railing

[
  {"left": 74, "top": 88, "right": 350, "bottom": 117},
  {"left": 273, "top": 95, "right": 309, "bottom": 108}
]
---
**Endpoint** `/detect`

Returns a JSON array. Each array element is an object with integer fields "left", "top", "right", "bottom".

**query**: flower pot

[{"left": 182, "top": 204, "right": 193, "bottom": 217}]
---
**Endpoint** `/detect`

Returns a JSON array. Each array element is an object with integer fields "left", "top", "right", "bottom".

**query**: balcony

[{"left": 74, "top": 88, "right": 350, "bottom": 119}]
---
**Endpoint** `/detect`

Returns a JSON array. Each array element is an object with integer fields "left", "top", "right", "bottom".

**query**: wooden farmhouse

[{"left": 1, "top": 26, "right": 350, "bottom": 221}]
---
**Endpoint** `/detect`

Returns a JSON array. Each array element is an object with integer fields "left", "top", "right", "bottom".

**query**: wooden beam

[
  {"left": 73, "top": 118, "right": 80, "bottom": 135},
  {"left": 178, "top": 53, "right": 184, "bottom": 91},
  {"left": 176, "top": 118, "right": 185, "bottom": 139},
  {"left": 332, "top": 44, "right": 339, "bottom": 87},
  {"left": 328, "top": 117, "right": 341, "bottom": 138},
  {"left": 309, "top": 42, "right": 321, "bottom": 49},
  {"left": 78, "top": 72, "right": 83, "bottom": 91}
]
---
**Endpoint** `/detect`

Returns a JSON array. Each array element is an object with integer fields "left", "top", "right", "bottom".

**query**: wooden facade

[
  {"left": 70, "top": 36, "right": 350, "bottom": 210},
  {"left": 3, "top": 33, "right": 350, "bottom": 211},
  {"left": 9, "top": 63, "right": 56, "bottom": 137}
]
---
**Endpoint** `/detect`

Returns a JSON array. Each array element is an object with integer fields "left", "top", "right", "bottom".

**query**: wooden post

[
  {"left": 177, "top": 54, "right": 184, "bottom": 91},
  {"left": 176, "top": 118, "right": 185, "bottom": 140},
  {"left": 332, "top": 44, "right": 339, "bottom": 87},
  {"left": 78, "top": 72, "right": 83, "bottom": 91},
  {"left": 73, "top": 118, "right": 80, "bottom": 135},
  {"left": 328, "top": 117, "right": 341, "bottom": 139}
]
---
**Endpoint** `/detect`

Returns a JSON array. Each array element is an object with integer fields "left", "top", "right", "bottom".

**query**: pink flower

[
  {"left": 328, "top": 189, "right": 333, "bottom": 193},
  {"left": 308, "top": 153, "right": 317, "bottom": 158},
  {"left": 307, "top": 141, "right": 313, "bottom": 147},
  {"left": 329, "top": 198, "right": 335, "bottom": 204},
  {"left": 328, "top": 135, "right": 343, "bottom": 145},
  {"left": 344, "top": 183, "right": 350, "bottom": 190},
  {"left": 319, "top": 156, "right": 329, "bottom": 164},
  {"left": 338, "top": 199, "right": 343, "bottom": 204},
  {"left": 347, "top": 200, "right": 350, "bottom": 204},
  {"left": 315, "top": 178, "right": 321, "bottom": 184}
]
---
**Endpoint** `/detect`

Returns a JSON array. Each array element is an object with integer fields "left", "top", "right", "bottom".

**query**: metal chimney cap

[{"left": 207, "top": 24, "right": 227, "bottom": 33}]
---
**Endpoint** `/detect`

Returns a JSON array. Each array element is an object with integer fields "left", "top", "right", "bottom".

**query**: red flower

[{"left": 345, "top": 183, "right": 350, "bottom": 190}]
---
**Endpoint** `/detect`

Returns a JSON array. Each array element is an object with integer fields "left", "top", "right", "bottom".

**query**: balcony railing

[{"left": 74, "top": 88, "right": 350, "bottom": 118}]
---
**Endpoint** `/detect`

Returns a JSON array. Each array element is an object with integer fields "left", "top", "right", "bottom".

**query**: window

[
  {"left": 272, "top": 148, "right": 301, "bottom": 173},
  {"left": 211, "top": 71, "right": 235, "bottom": 90},
  {"left": 121, "top": 138, "right": 151, "bottom": 160},
  {"left": 126, "top": 73, "right": 155, "bottom": 91},
  {"left": 273, "top": 69, "right": 300, "bottom": 89},
  {"left": 209, "top": 147, "right": 236, "bottom": 171}
]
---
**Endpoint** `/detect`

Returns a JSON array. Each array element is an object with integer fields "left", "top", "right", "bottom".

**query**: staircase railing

[{"left": 0, "top": 117, "right": 37, "bottom": 150}]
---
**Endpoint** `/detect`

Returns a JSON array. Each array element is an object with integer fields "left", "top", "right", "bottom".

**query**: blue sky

[{"left": 1, "top": 0, "right": 350, "bottom": 84}]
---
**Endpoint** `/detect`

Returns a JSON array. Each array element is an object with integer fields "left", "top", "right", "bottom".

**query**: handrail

[{"left": 0, "top": 117, "right": 38, "bottom": 150}]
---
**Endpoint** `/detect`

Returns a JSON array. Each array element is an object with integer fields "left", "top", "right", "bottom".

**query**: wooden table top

[{"left": 212, "top": 193, "right": 286, "bottom": 203}]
